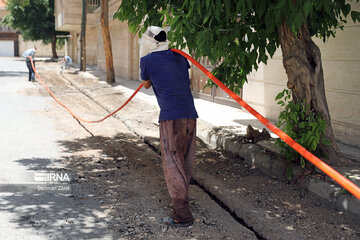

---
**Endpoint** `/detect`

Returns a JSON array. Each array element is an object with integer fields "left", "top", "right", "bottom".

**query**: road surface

[
  {"left": 0, "top": 57, "right": 257, "bottom": 239},
  {"left": 0, "top": 57, "right": 358, "bottom": 240}
]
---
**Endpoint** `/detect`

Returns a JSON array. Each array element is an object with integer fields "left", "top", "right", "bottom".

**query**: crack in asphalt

[
  {"left": 37, "top": 73, "right": 96, "bottom": 137},
  {"left": 73, "top": 118, "right": 94, "bottom": 137}
]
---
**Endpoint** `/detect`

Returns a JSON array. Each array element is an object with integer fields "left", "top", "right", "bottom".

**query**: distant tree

[
  {"left": 114, "top": 0, "right": 360, "bottom": 165},
  {"left": 2, "top": 0, "right": 68, "bottom": 59}
]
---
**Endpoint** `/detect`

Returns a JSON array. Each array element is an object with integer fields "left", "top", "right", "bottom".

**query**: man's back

[
  {"left": 140, "top": 49, "right": 198, "bottom": 121},
  {"left": 23, "top": 48, "right": 35, "bottom": 60}
]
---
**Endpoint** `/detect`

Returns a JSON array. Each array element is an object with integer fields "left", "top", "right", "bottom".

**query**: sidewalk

[{"left": 58, "top": 65, "right": 360, "bottom": 221}]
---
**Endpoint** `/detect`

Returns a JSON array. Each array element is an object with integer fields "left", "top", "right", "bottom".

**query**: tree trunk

[
  {"left": 51, "top": 32, "right": 58, "bottom": 59},
  {"left": 277, "top": 22, "right": 341, "bottom": 165},
  {"left": 101, "top": 0, "right": 115, "bottom": 83}
]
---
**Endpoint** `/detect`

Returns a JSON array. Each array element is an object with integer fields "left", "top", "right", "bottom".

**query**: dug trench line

[
  {"left": 55, "top": 73, "right": 265, "bottom": 239},
  {"left": 143, "top": 141, "right": 266, "bottom": 240},
  {"left": 190, "top": 178, "right": 265, "bottom": 240},
  {"left": 37, "top": 72, "right": 95, "bottom": 137}
]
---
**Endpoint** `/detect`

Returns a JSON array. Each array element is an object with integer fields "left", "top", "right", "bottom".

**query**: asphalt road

[
  {"left": 0, "top": 58, "right": 257, "bottom": 240},
  {"left": 0, "top": 57, "right": 113, "bottom": 240},
  {"left": 1, "top": 57, "right": 358, "bottom": 240}
]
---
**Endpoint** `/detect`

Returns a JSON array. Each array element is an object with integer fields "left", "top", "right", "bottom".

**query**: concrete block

[
  {"left": 271, "top": 158, "right": 286, "bottom": 180},
  {"left": 196, "top": 126, "right": 212, "bottom": 148},
  {"left": 256, "top": 152, "right": 273, "bottom": 175},
  {"left": 238, "top": 143, "right": 247, "bottom": 159},
  {"left": 241, "top": 144, "right": 263, "bottom": 167},
  {"left": 224, "top": 138, "right": 242, "bottom": 156},
  {"left": 209, "top": 132, "right": 218, "bottom": 148},
  {"left": 223, "top": 136, "right": 234, "bottom": 150},
  {"left": 290, "top": 163, "right": 304, "bottom": 181},
  {"left": 336, "top": 195, "right": 360, "bottom": 222},
  {"left": 257, "top": 139, "right": 281, "bottom": 155},
  {"left": 216, "top": 134, "right": 227, "bottom": 149},
  {"left": 307, "top": 179, "right": 341, "bottom": 206}
]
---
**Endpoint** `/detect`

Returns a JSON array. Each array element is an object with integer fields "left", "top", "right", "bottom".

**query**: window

[{"left": 88, "top": 0, "right": 100, "bottom": 13}]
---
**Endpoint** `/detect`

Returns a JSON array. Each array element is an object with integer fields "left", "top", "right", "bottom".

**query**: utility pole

[{"left": 80, "top": 0, "right": 87, "bottom": 71}]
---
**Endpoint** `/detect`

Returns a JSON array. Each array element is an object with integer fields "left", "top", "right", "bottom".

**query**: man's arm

[{"left": 143, "top": 80, "right": 152, "bottom": 89}]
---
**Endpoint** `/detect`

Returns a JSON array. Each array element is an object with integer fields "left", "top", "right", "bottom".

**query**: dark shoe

[{"left": 160, "top": 216, "right": 193, "bottom": 227}]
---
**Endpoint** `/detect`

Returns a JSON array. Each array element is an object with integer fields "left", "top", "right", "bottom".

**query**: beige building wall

[
  {"left": 55, "top": 0, "right": 98, "bottom": 65},
  {"left": 18, "top": 35, "right": 65, "bottom": 57},
  {"left": 69, "top": 26, "right": 98, "bottom": 65},
  {"left": 93, "top": 0, "right": 139, "bottom": 80},
  {"left": 243, "top": 3, "right": 360, "bottom": 147},
  {"left": 58, "top": 0, "right": 139, "bottom": 79}
]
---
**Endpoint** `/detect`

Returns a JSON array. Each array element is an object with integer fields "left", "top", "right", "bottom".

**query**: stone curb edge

[{"left": 200, "top": 123, "right": 360, "bottom": 221}]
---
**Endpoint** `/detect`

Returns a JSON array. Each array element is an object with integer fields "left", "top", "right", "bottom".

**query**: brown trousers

[{"left": 159, "top": 118, "right": 196, "bottom": 222}]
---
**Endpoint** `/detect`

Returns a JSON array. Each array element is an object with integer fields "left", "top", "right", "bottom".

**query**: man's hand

[{"left": 143, "top": 80, "right": 152, "bottom": 89}]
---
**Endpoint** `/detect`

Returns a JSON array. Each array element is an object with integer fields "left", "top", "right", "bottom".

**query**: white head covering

[{"left": 139, "top": 26, "right": 169, "bottom": 58}]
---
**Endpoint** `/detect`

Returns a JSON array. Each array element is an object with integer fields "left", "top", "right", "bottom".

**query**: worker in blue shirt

[
  {"left": 139, "top": 26, "right": 198, "bottom": 227},
  {"left": 22, "top": 47, "right": 37, "bottom": 81},
  {"left": 60, "top": 55, "right": 72, "bottom": 73}
]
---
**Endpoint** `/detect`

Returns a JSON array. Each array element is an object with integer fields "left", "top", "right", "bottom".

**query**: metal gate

[{"left": 190, "top": 56, "right": 243, "bottom": 109}]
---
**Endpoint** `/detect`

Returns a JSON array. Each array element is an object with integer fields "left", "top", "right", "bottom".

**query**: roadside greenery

[{"left": 275, "top": 89, "right": 329, "bottom": 178}]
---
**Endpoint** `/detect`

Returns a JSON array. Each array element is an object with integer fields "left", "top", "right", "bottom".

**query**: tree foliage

[
  {"left": 2, "top": 0, "right": 67, "bottom": 44},
  {"left": 114, "top": 0, "right": 360, "bottom": 93}
]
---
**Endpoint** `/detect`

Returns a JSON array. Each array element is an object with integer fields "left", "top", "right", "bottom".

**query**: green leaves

[
  {"left": 351, "top": 11, "right": 360, "bottom": 23},
  {"left": 4, "top": 0, "right": 66, "bottom": 43},
  {"left": 303, "top": 0, "right": 313, "bottom": 16},
  {"left": 114, "top": 0, "right": 359, "bottom": 95},
  {"left": 272, "top": 0, "right": 287, "bottom": 10},
  {"left": 275, "top": 89, "right": 328, "bottom": 168},
  {"left": 342, "top": 4, "right": 351, "bottom": 17}
]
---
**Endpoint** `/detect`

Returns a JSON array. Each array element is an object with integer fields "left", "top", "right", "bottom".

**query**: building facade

[
  {"left": 54, "top": 0, "right": 360, "bottom": 148},
  {"left": 1, "top": 0, "right": 65, "bottom": 57},
  {"left": 55, "top": 0, "right": 139, "bottom": 80},
  {"left": 0, "top": 1, "right": 18, "bottom": 57}
]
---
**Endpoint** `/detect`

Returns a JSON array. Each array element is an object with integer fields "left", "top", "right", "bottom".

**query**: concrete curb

[
  {"left": 60, "top": 72, "right": 360, "bottom": 222},
  {"left": 201, "top": 124, "right": 360, "bottom": 222}
]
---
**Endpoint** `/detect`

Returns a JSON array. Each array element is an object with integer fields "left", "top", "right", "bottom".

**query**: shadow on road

[
  {"left": 0, "top": 71, "right": 27, "bottom": 77},
  {"left": 0, "top": 184, "right": 111, "bottom": 239},
  {"left": 0, "top": 132, "right": 152, "bottom": 239}
]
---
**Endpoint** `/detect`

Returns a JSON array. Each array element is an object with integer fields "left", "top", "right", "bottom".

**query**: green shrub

[{"left": 275, "top": 89, "right": 330, "bottom": 179}]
